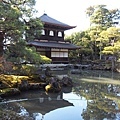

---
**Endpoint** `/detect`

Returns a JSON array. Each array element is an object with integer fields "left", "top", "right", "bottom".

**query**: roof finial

[{"left": 43, "top": 10, "right": 47, "bottom": 15}]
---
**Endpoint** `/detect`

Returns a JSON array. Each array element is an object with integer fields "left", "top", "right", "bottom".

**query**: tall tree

[
  {"left": 0, "top": 0, "right": 43, "bottom": 63},
  {"left": 88, "top": 26, "right": 103, "bottom": 60},
  {"left": 86, "top": 5, "right": 120, "bottom": 60},
  {"left": 86, "top": 5, "right": 119, "bottom": 28},
  {"left": 102, "top": 27, "right": 120, "bottom": 59},
  {"left": 65, "top": 31, "right": 92, "bottom": 62}
]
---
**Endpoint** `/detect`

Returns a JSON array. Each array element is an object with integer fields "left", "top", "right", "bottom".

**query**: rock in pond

[{"left": 0, "top": 88, "right": 21, "bottom": 97}]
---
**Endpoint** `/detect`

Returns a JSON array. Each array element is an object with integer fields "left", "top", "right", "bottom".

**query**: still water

[{"left": 0, "top": 70, "right": 120, "bottom": 120}]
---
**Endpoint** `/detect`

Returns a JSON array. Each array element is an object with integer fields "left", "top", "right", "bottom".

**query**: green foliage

[
  {"left": 86, "top": 6, "right": 95, "bottom": 17},
  {"left": 19, "top": 64, "right": 38, "bottom": 75},
  {"left": 87, "top": 6, "right": 120, "bottom": 60},
  {"left": 0, "top": 0, "right": 45, "bottom": 74},
  {"left": 101, "top": 27, "right": 120, "bottom": 60},
  {"left": 102, "top": 41, "right": 120, "bottom": 56},
  {"left": 102, "top": 46, "right": 114, "bottom": 55},
  {"left": 0, "top": 2, "right": 24, "bottom": 41},
  {"left": 40, "top": 55, "right": 52, "bottom": 64},
  {"left": 25, "top": 18, "right": 43, "bottom": 41},
  {"left": 4, "top": 40, "right": 41, "bottom": 75},
  {"left": 67, "top": 4, "right": 120, "bottom": 62},
  {"left": 6, "top": 40, "right": 42, "bottom": 64},
  {"left": 66, "top": 31, "right": 93, "bottom": 61},
  {"left": 107, "top": 27, "right": 120, "bottom": 39},
  {"left": 86, "top": 5, "right": 120, "bottom": 28},
  {"left": 0, "top": 0, "right": 43, "bottom": 43}
]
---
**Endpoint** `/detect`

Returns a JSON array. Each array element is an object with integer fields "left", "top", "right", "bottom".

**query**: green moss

[{"left": 0, "top": 74, "right": 30, "bottom": 89}]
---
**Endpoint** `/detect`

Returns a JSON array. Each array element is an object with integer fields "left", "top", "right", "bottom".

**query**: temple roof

[
  {"left": 28, "top": 41, "right": 80, "bottom": 50},
  {"left": 40, "top": 13, "right": 76, "bottom": 30}
]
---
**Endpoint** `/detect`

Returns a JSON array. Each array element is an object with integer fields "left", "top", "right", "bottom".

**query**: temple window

[
  {"left": 63, "top": 52, "right": 68, "bottom": 57},
  {"left": 41, "top": 29, "right": 45, "bottom": 35},
  {"left": 51, "top": 49, "right": 68, "bottom": 57},
  {"left": 58, "top": 31, "right": 62, "bottom": 37},
  {"left": 49, "top": 30, "right": 54, "bottom": 36}
]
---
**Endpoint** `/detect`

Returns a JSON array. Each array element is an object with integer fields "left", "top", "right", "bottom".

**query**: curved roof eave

[
  {"left": 27, "top": 41, "right": 80, "bottom": 50},
  {"left": 43, "top": 22, "right": 76, "bottom": 30},
  {"left": 40, "top": 13, "right": 76, "bottom": 30}
]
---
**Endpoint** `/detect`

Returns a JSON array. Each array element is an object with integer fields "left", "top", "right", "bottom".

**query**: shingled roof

[
  {"left": 28, "top": 41, "right": 80, "bottom": 50},
  {"left": 40, "top": 13, "right": 76, "bottom": 30}
]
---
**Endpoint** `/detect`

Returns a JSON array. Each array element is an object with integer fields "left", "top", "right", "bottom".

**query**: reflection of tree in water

[{"left": 72, "top": 81, "right": 120, "bottom": 120}]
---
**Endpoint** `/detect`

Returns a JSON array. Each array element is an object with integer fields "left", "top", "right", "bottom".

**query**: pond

[{"left": 0, "top": 70, "right": 120, "bottom": 120}]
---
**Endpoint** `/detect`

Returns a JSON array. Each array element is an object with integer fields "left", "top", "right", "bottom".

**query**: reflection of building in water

[
  {"left": 39, "top": 86, "right": 72, "bottom": 103},
  {"left": 4, "top": 89, "right": 73, "bottom": 117},
  {"left": 39, "top": 91, "right": 63, "bottom": 103},
  {"left": 26, "top": 92, "right": 73, "bottom": 115},
  {"left": 39, "top": 97, "right": 44, "bottom": 103}
]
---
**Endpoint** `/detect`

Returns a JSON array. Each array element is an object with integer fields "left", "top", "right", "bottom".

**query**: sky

[{"left": 35, "top": 0, "right": 120, "bottom": 35}]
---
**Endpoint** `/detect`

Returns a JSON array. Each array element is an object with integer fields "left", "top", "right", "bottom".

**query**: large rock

[
  {"left": 0, "top": 81, "right": 11, "bottom": 89},
  {"left": 1, "top": 88, "right": 21, "bottom": 97},
  {"left": 39, "top": 74, "right": 46, "bottom": 82},
  {"left": 45, "top": 83, "right": 61, "bottom": 93},
  {"left": 45, "top": 77, "right": 61, "bottom": 93},
  {"left": 18, "top": 80, "right": 30, "bottom": 91},
  {"left": 61, "top": 76, "right": 73, "bottom": 86},
  {"left": 29, "top": 83, "right": 46, "bottom": 90},
  {"left": 45, "top": 66, "right": 52, "bottom": 77},
  {"left": 70, "top": 69, "right": 82, "bottom": 74}
]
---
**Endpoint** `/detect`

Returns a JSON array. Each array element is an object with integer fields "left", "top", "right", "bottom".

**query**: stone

[
  {"left": 45, "top": 66, "right": 52, "bottom": 77},
  {"left": 18, "top": 80, "right": 30, "bottom": 91},
  {"left": 45, "top": 77, "right": 61, "bottom": 93},
  {"left": 1, "top": 88, "right": 21, "bottom": 97},
  {"left": 62, "top": 76, "right": 73, "bottom": 86}
]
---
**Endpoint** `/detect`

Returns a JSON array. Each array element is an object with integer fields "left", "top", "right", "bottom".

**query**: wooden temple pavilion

[{"left": 28, "top": 13, "right": 79, "bottom": 63}]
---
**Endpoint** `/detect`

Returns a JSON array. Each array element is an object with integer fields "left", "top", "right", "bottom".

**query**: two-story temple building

[{"left": 28, "top": 13, "right": 79, "bottom": 63}]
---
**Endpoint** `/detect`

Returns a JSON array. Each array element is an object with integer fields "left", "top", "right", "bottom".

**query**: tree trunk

[{"left": 0, "top": 32, "right": 4, "bottom": 57}]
